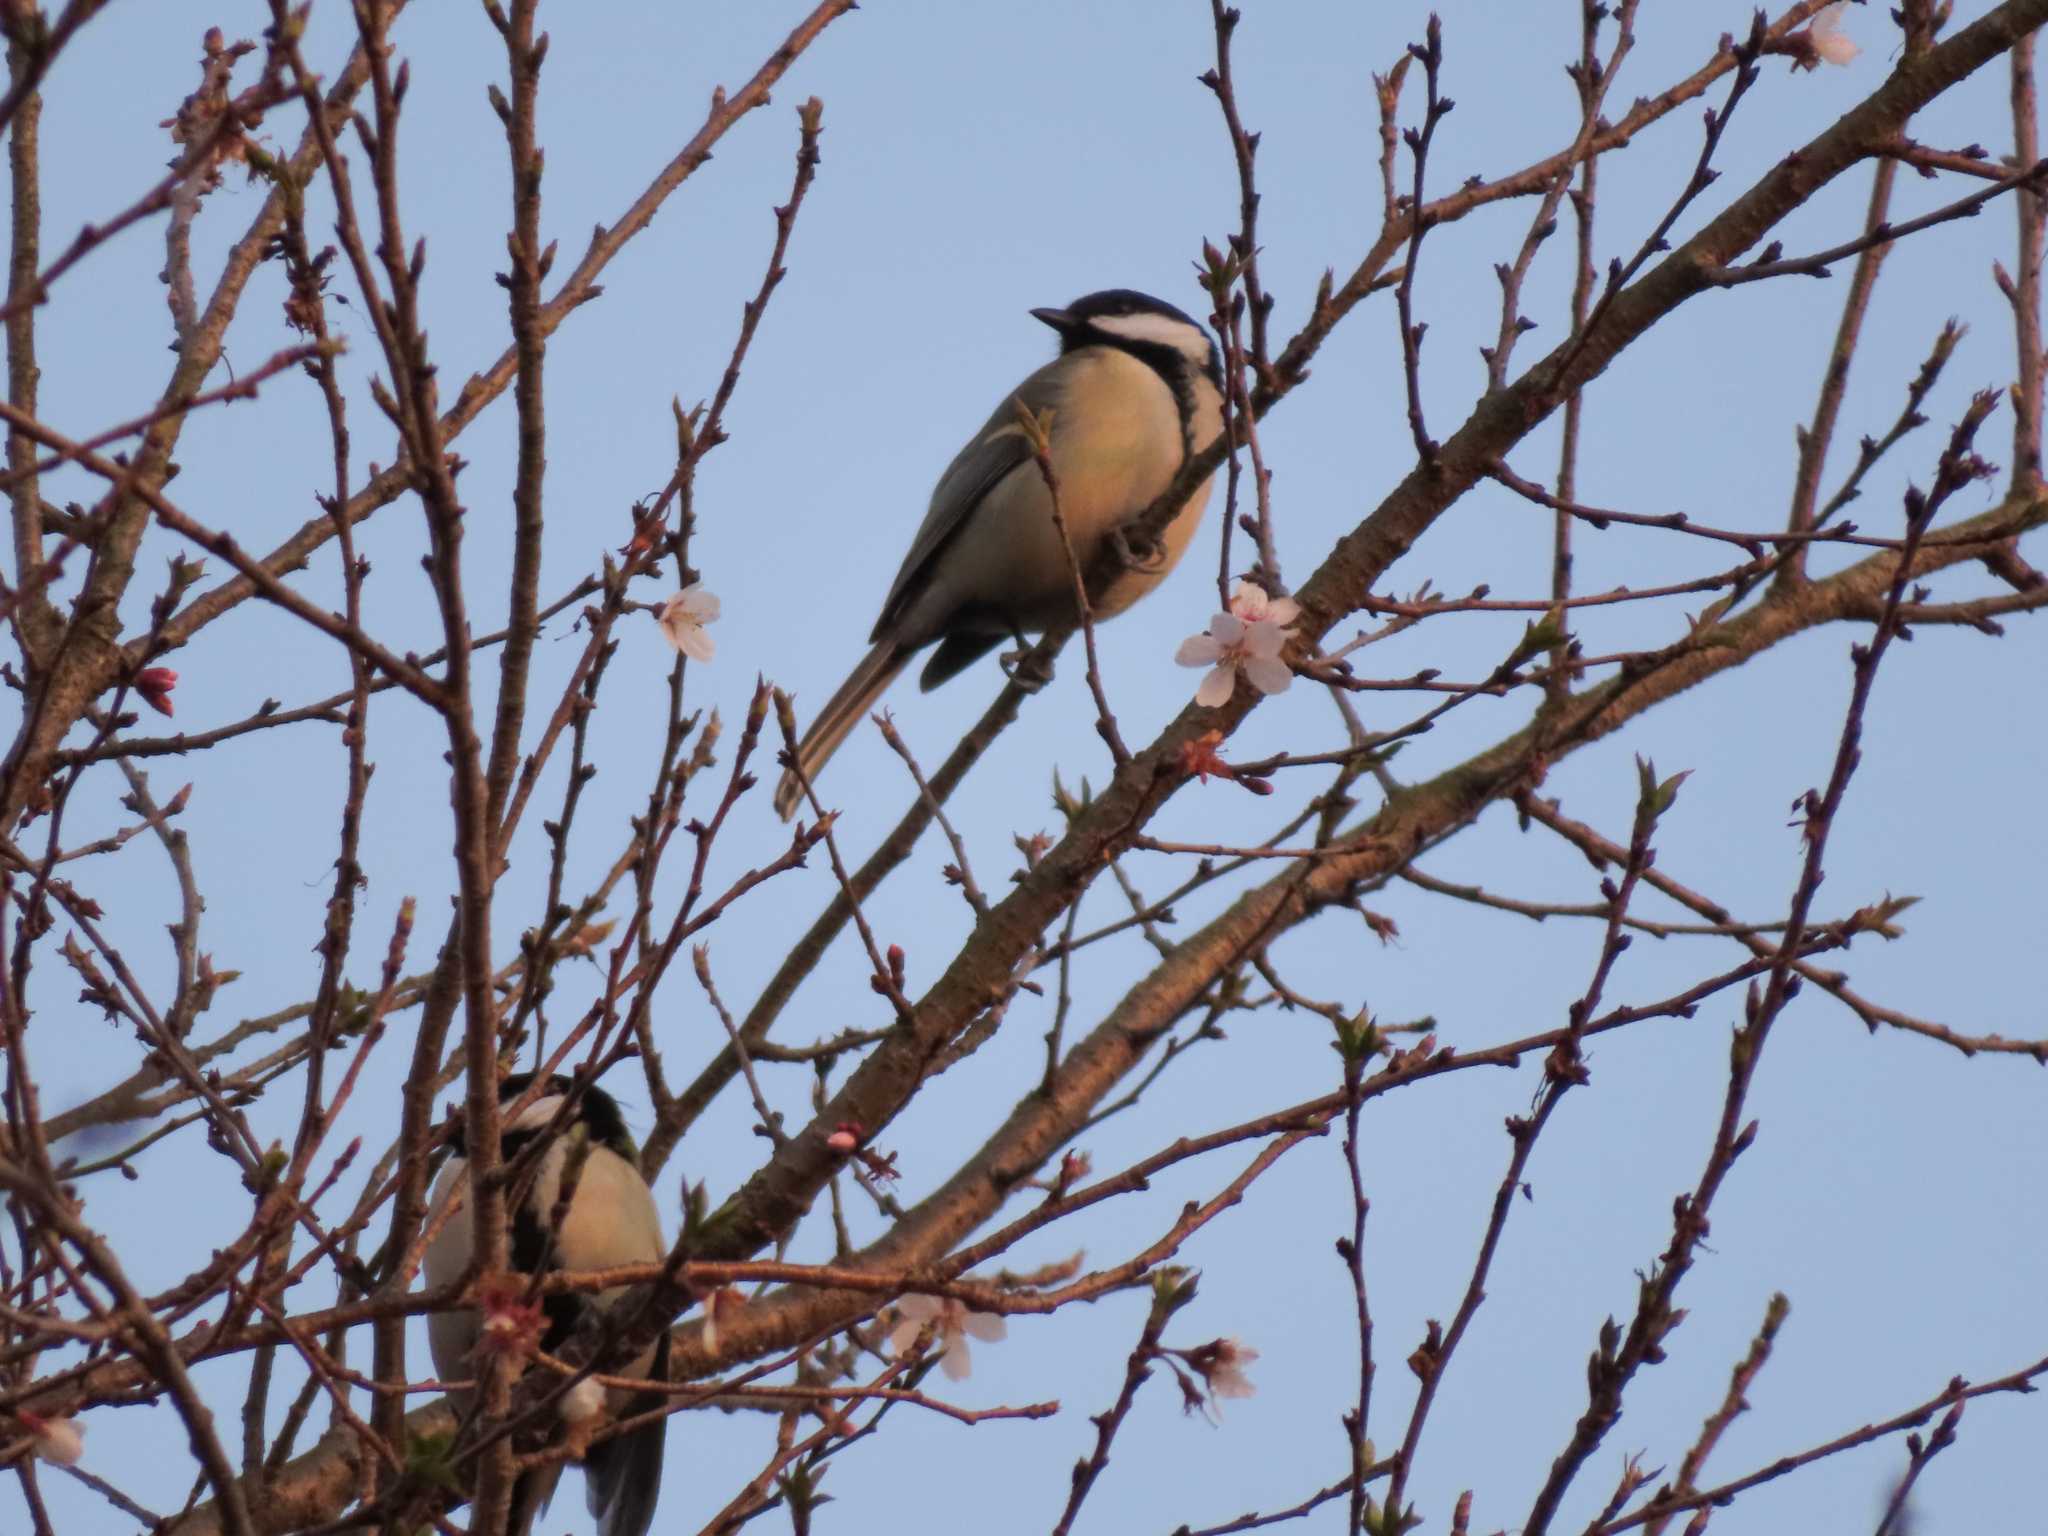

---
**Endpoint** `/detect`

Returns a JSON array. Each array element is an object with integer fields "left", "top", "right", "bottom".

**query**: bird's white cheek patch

[
  {"left": 508, "top": 1094, "right": 567, "bottom": 1133},
  {"left": 1086, "top": 310, "right": 1213, "bottom": 367}
]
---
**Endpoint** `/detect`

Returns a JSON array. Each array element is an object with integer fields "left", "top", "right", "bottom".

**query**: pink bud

[{"left": 135, "top": 667, "right": 179, "bottom": 718}]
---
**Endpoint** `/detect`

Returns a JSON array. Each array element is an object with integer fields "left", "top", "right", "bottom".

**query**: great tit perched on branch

[
  {"left": 425, "top": 1072, "right": 669, "bottom": 1536},
  {"left": 773, "top": 288, "right": 1225, "bottom": 818}
]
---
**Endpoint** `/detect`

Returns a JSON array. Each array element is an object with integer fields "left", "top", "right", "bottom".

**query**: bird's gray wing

[{"left": 873, "top": 358, "right": 1066, "bottom": 640}]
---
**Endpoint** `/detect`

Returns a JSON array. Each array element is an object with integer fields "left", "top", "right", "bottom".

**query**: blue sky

[{"left": 9, "top": 2, "right": 2045, "bottom": 1533}]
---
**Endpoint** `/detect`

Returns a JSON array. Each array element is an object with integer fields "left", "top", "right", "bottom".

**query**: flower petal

[
  {"left": 1243, "top": 656, "right": 1293, "bottom": 696},
  {"left": 29, "top": 1417, "right": 84, "bottom": 1466},
  {"left": 1195, "top": 665, "right": 1237, "bottom": 707},
  {"left": 658, "top": 588, "right": 721, "bottom": 656},
  {"left": 1176, "top": 634, "right": 1224, "bottom": 667},
  {"left": 1242, "top": 620, "right": 1289, "bottom": 660},
  {"left": 1208, "top": 614, "right": 1247, "bottom": 648},
  {"left": 1265, "top": 597, "right": 1301, "bottom": 625},
  {"left": 961, "top": 1310, "right": 1008, "bottom": 1343},
  {"left": 939, "top": 1339, "right": 973, "bottom": 1381}
]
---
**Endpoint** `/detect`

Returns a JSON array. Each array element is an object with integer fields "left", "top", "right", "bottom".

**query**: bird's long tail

[
  {"left": 772, "top": 640, "right": 914, "bottom": 819},
  {"left": 584, "top": 1331, "right": 670, "bottom": 1536},
  {"left": 506, "top": 1462, "right": 562, "bottom": 1536}
]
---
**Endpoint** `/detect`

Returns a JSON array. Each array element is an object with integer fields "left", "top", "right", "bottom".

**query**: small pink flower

[
  {"left": 657, "top": 584, "right": 720, "bottom": 661},
  {"left": 826, "top": 1122, "right": 862, "bottom": 1155},
  {"left": 135, "top": 667, "right": 179, "bottom": 717},
  {"left": 1175, "top": 581, "right": 1300, "bottom": 707},
  {"left": 1807, "top": 3, "right": 1858, "bottom": 66},
  {"left": 885, "top": 1293, "right": 1006, "bottom": 1381}
]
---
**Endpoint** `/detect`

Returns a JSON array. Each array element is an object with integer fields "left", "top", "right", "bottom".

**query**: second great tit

[
  {"left": 424, "top": 1073, "right": 670, "bottom": 1536},
  {"left": 773, "top": 288, "right": 1225, "bottom": 818}
]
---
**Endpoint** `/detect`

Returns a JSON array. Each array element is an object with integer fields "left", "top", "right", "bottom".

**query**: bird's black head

[
  {"left": 447, "top": 1071, "right": 633, "bottom": 1159},
  {"left": 1030, "top": 288, "right": 1223, "bottom": 396}
]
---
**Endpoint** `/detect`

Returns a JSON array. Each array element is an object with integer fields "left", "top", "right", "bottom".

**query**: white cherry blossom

[
  {"left": 657, "top": 584, "right": 720, "bottom": 660},
  {"left": 22, "top": 1412, "right": 85, "bottom": 1466},
  {"left": 1207, "top": 1338, "right": 1259, "bottom": 1405},
  {"left": 1808, "top": 3, "right": 1858, "bottom": 66},
  {"left": 885, "top": 1293, "right": 1007, "bottom": 1381}
]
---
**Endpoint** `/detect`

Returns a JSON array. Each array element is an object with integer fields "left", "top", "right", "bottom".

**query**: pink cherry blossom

[{"left": 1174, "top": 581, "right": 1300, "bottom": 707}]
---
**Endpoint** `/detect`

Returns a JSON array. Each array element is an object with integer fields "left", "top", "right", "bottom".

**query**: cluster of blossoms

[
  {"left": 654, "top": 575, "right": 1311, "bottom": 715},
  {"left": 879, "top": 1289, "right": 1260, "bottom": 1421},
  {"left": 1175, "top": 580, "right": 1301, "bottom": 707}
]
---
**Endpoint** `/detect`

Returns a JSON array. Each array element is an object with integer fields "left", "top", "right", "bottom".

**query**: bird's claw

[
  {"left": 1110, "top": 524, "right": 1165, "bottom": 573},
  {"left": 1000, "top": 645, "right": 1055, "bottom": 692}
]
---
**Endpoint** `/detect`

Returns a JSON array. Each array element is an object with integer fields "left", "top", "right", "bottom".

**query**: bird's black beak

[{"left": 1030, "top": 306, "right": 1078, "bottom": 334}]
